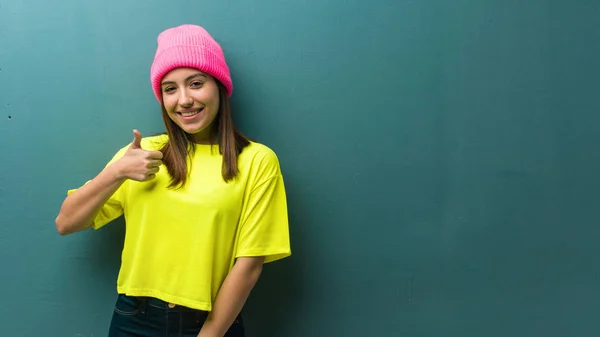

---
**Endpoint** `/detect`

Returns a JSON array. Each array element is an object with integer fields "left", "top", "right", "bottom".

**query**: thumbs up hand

[{"left": 117, "top": 129, "right": 164, "bottom": 181}]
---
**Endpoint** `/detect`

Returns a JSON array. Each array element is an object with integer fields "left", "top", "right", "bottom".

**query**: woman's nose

[{"left": 178, "top": 91, "right": 193, "bottom": 107}]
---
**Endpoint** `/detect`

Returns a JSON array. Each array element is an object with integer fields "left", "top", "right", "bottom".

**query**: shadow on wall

[
  {"left": 85, "top": 221, "right": 124, "bottom": 285},
  {"left": 90, "top": 218, "right": 126, "bottom": 276},
  {"left": 55, "top": 217, "right": 126, "bottom": 334},
  {"left": 242, "top": 176, "right": 307, "bottom": 337},
  {"left": 62, "top": 217, "right": 125, "bottom": 280}
]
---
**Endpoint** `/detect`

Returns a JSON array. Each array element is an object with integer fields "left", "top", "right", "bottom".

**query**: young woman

[{"left": 55, "top": 24, "right": 291, "bottom": 337}]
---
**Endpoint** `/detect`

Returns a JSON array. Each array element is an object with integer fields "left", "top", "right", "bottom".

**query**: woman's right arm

[
  {"left": 55, "top": 162, "right": 127, "bottom": 235},
  {"left": 55, "top": 130, "right": 163, "bottom": 236}
]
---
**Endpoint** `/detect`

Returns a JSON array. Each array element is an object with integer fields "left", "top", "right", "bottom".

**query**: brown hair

[{"left": 159, "top": 80, "right": 250, "bottom": 188}]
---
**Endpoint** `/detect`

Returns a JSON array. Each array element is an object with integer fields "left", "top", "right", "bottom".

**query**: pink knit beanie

[{"left": 150, "top": 24, "right": 233, "bottom": 101}]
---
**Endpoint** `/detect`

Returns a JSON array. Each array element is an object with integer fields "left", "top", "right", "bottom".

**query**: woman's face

[{"left": 160, "top": 67, "right": 220, "bottom": 143}]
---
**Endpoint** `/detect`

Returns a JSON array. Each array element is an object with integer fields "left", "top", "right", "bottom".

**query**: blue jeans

[{"left": 108, "top": 294, "right": 245, "bottom": 337}]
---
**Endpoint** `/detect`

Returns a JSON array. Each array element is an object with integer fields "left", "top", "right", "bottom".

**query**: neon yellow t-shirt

[{"left": 67, "top": 134, "right": 291, "bottom": 311}]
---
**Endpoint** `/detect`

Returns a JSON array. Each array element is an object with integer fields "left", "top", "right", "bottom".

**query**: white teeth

[{"left": 180, "top": 109, "right": 202, "bottom": 117}]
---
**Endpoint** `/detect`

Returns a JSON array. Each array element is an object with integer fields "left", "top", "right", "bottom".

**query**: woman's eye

[
  {"left": 191, "top": 81, "right": 203, "bottom": 87},
  {"left": 163, "top": 87, "right": 175, "bottom": 93}
]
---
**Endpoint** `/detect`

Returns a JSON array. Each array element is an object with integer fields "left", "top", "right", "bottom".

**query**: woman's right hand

[
  {"left": 115, "top": 129, "right": 163, "bottom": 181},
  {"left": 55, "top": 129, "right": 162, "bottom": 235}
]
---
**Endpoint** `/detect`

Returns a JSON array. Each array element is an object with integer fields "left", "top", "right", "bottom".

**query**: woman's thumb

[{"left": 131, "top": 129, "right": 143, "bottom": 149}]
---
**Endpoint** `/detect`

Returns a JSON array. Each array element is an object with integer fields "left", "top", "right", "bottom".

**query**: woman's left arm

[{"left": 197, "top": 256, "right": 265, "bottom": 337}]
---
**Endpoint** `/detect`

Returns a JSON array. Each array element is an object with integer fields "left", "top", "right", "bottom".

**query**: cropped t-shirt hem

[{"left": 116, "top": 287, "right": 213, "bottom": 312}]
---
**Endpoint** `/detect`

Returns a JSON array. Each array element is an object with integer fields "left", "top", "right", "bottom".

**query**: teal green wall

[{"left": 1, "top": 1, "right": 599, "bottom": 336}]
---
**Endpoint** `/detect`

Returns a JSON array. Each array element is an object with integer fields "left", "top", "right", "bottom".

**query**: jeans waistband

[{"left": 132, "top": 295, "right": 208, "bottom": 313}]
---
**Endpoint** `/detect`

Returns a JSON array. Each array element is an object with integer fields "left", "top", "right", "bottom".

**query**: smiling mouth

[{"left": 179, "top": 108, "right": 204, "bottom": 117}]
